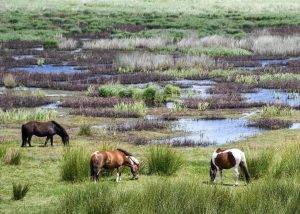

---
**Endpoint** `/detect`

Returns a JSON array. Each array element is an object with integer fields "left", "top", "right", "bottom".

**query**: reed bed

[
  {"left": 260, "top": 105, "right": 294, "bottom": 117},
  {"left": 0, "top": 95, "right": 51, "bottom": 109},
  {"left": 108, "top": 120, "right": 169, "bottom": 132},
  {"left": 61, "top": 96, "right": 134, "bottom": 108},
  {"left": 71, "top": 108, "right": 143, "bottom": 118},
  {"left": 0, "top": 109, "right": 57, "bottom": 123},
  {"left": 248, "top": 118, "right": 292, "bottom": 129}
]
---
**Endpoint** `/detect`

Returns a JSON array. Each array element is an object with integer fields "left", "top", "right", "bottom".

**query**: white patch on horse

[
  {"left": 129, "top": 156, "right": 139, "bottom": 165},
  {"left": 116, "top": 172, "right": 120, "bottom": 182},
  {"left": 92, "top": 151, "right": 99, "bottom": 156}
]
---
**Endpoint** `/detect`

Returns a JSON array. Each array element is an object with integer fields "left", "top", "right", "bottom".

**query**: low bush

[
  {"left": 3, "top": 74, "right": 16, "bottom": 89},
  {"left": 61, "top": 147, "right": 90, "bottom": 182},
  {"left": 146, "top": 145, "right": 183, "bottom": 176},
  {"left": 78, "top": 124, "right": 92, "bottom": 136}
]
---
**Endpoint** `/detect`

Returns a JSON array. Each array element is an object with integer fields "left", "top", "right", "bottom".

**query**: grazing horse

[
  {"left": 21, "top": 121, "right": 69, "bottom": 147},
  {"left": 210, "top": 148, "right": 250, "bottom": 185},
  {"left": 90, "top": 148, "right": 140, "bottom": 182}
]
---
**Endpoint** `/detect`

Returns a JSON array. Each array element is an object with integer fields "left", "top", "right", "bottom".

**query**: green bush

[
  {"left": 98, "top": 84, "right": 124, "bottom": 97},
  {"left": 146, "top": 145, "right": 183, "bottom": 176},
  {"left": 12, "top": 183, "right": 30, "bottom": 200},
  {"left": 164, "top": 84, "right": 181, "bottom": 96},
  {"left": 4, "top": 149, "right": 21, "bottom": 165},
  {"left": 61, "top": 147, "right": 90, "bottom": 182}
]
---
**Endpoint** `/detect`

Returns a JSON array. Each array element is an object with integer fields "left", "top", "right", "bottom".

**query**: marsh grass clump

[
  {"left": 146, "top": 145, "right": 183, "bottom": 175},
  {"left": 248, "top": 118, "right": 292, "bottom": 129},
  {"left": 261, "top": 105, "right": 294, "bottom": 117},
  {"left": 3, "top": 74, "right": 16, "bottom": 89},
  {"left": 4, "top": 149, "right": 21, "bottom": 165},
  {"left": 0, "top": 109, "right": 57, "bottom": 123},
  {"left": 57, "top": 34, "right": 78, "bottom": 49},
  {"left": 78, "top": 124, "right": 92, "bottom": 136},
  {"left": 113, "top": 102, "right": 147, "bottom": 117},
  {"left": 12, "top": 183, "right": 30, "bottom": 200},
  {"left": 114, "top": 52, "right": 174, "bottom": 72},
  {"left": 247, "top": 150, "right": 273, "bottom": 179},
  {"left": 164, "top": 84, "right": 181, "bottom": 96},
  {"left": 61, "top": 147, "right": 90, "bottom": 182}
]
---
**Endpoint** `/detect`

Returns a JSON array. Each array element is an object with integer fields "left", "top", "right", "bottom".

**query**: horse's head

[
  {"left": 62, "top": 134, "right": 69, "bottom": 145},
  {"left": 210, "top": 159, "right": 217, "bottom": 183},
  {"left": 128, "top": 156, "right": 140, "bottom": 180}
]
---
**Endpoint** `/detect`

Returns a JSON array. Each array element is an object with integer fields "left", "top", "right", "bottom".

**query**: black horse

[{"left": 21, "top": 121, "right": 69, "bottom": 147}]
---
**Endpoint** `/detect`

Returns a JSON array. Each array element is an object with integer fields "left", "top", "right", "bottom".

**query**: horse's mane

[
  {"left": 51, "top": 121, "right": 68, "bottom": 136},
  {"left": 116, "top": 148, "right": 132, "bottom": 156}
]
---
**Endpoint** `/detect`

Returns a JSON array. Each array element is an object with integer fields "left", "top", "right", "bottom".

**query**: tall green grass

[
  {"left": 146, "top": 145, "right": 183, "bottom": 176},
  {"left": 4, "top": 148, "right": 21, "bottom": 165},
  {"left": 261, "top": 105, "right": 294, "bottom": 117},
  {"left": 60, "top": 147, "right": 90, "bottom": 182},
  {"left": 57, "top": 178, "right": 300, "bottom": 214},
  {"left": 12, "top": 183, "right": 30, "bottom": 200},
  {"left": 0, "top": 109, "right": 57, "bottom": 123},
  {"left": 247, "top": 150, "right": 273, "bottom": 179},
  {"left": 113, "top": 102, "right": 147, "bottom": 117},
  {"left": 78, "top": 124, "right": 92, "bottom": 136}
]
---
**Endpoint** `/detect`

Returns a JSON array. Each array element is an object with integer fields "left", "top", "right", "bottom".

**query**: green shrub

[
  {"left": 247, "top": 150, "right": 273, "bottom": 179},
  {"left": 164, "top": 84, "right": 181, "bottom": 96},
  {"left": 36, "top": 58, "right": 45, "bottom": 66},
  {"left": 4, "top": 149, "right": 21, "bottom": 165},
  {"left": 98, "top": 84, "right": 124, "bottom": 97},
  {"left": 12, "top": 183, "right": 30, "bottom": 200},
  {"left": 146, "top": 145, "right": 183, "bottom": 176},
  {"left": 3, "top": 74, "right": 16, "bottom": 89},
  {"left": 61, "top": 147, "right": 90, "bottom": 182},
  {"left": 78, "top": 124, "right": 92, "bottom": 136}
]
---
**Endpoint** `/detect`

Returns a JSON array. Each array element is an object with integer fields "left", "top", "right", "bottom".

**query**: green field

[{"left": 1, "top": 0, "right": 300, "bottom": 213}]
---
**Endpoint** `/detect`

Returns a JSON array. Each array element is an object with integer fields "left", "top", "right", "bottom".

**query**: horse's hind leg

[
  {"left": 116, "top": 167, "right": 121, "bottom": 182},
  {"left": 44, "top": 136, "right": 50, "bottom": 147},
  {"left": 28, "top": 135, "right": 32, "bottom": 147},
  {"left": 21, "top": 137, "right": 27, "bottom": 147},
  {"left": 233, "top": 167, "right": 239, "bottom": 186}
]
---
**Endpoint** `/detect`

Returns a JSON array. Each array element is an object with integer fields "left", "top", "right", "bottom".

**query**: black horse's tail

[
  {"left": 240, "top": 153, "right": 251, "bottom": 183},
  {"left": 21, "top": 124, "right": 27, "bottom": 147}
]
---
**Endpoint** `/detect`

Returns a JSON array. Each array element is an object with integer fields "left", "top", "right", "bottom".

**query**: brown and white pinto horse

[
  {"left": 90, "top": 148, "right": 140, "bottom": 182},
  {"left": 210, "top": 148, "right": 250, "bottom": 185}
]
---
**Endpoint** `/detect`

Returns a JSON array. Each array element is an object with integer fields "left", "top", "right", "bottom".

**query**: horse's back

[{"left": 212, "top": 148, "right": 243, "bottom": 169}]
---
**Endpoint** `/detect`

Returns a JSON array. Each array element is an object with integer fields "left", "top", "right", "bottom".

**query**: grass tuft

[
  {"left": 12, "top": 183, "right": 30, "bottom": 200},
  {"left": 4, "top": 148, "right": 21, "bottom": 165}
]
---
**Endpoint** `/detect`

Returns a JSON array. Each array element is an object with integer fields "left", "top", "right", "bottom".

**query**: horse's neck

[{"left": 54, "top": 125, "right": 64, "bottom": 137}]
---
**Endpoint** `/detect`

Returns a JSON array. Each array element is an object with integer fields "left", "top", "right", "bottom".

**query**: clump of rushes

[
  {"left": 0, "top": 109, "right": 57, "bottom": 123},
  {"left": 12, "top": 183, "right": 30, "bottom": 200},
  {"left": 113, "top": 102, "right": 147, "bottom": 117},
  {"left": 78, "top": 124, "right": 92, "bottom": 136},
  {"left": 61, "top": 147, "right": 90, "bottom": 182},
  {"left": 4, "top": 149, "right": 21, "bottom": 165},
  {"left": 247, "top": 150, "right": 273, "bottom": 179},
  {"left": 3, "top": 74, "right": 16, "bottom": 89},
  {"left": 261, "top": 105, "right": 294, "bottom": 117},
  {"left": 142, "top": 84, "right": 165, "bottom": 105},
  {"left": 146, "top": 145, "right": 183, "bottom": 176}
]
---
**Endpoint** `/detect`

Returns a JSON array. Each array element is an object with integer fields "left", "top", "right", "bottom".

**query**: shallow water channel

[{"left": 10, "top": 65, "right": 81, "bottom": 73}]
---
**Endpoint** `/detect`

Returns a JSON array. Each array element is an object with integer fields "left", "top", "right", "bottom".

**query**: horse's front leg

[
  {"left": 116, "top": 167, "right": 121, "bottom": 182},
  {"left": 44, "top": 136, "right": 50, "bottom": 147},
  {"left": 50, "top": 136, "right": 54, "bottom": 146}
]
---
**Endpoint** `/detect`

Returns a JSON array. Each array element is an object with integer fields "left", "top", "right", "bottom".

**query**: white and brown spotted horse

[
  {"left": 210, "top": 148, "right": 250, "bottom": 185},
  {"left": 90, "top": 148, "right": 140, "bottom": 182}
]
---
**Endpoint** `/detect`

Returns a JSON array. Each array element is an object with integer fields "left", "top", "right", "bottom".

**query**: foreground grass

[{"left": 1, "top": 122, "right": 300, "bottom": 213}]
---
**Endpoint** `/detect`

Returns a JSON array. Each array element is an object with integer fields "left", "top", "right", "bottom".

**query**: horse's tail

[
  {"left": 240, "top": 152, "right": 251, "bottom": 183},
  {"left": 21, "top": 124, "right": 27, "bottom": 147}
]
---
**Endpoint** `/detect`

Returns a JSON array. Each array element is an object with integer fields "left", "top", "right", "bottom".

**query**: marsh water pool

[{"left": 10, "top": 65, "right": 82, "bottom": 73}]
